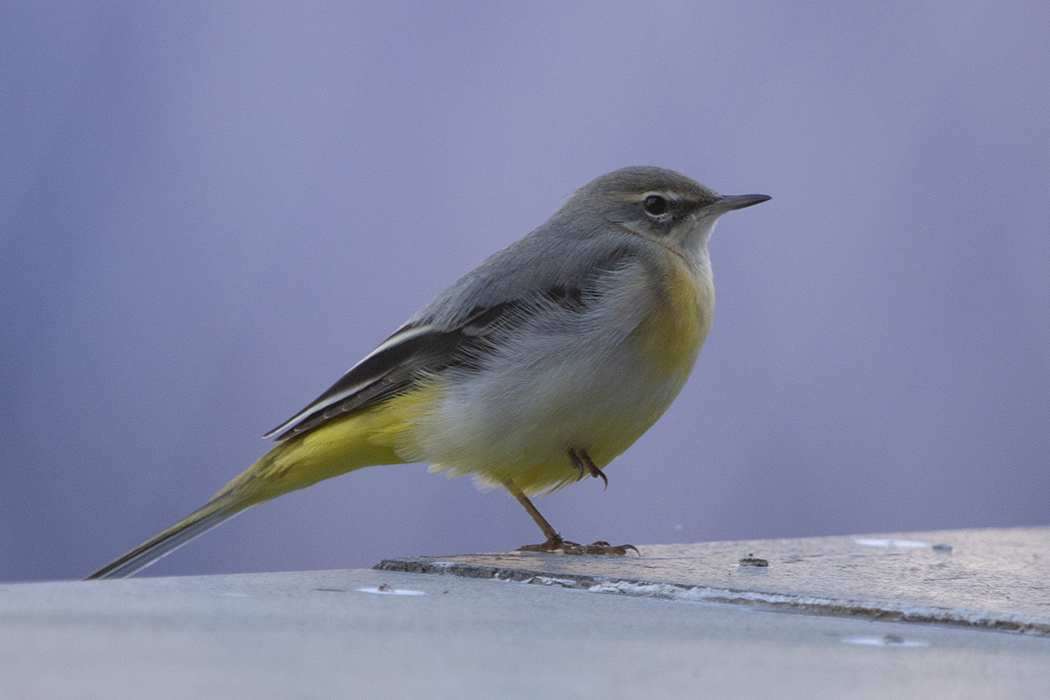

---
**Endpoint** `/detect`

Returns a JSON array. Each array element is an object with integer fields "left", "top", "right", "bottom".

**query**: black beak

[{"left": 714, "top": 193, "right": 772, "bottom": 211}]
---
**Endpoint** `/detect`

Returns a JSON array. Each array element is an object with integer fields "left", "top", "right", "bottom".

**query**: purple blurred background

[{"left": 2, "top": 2, "right": 1048, "bottom": 581}]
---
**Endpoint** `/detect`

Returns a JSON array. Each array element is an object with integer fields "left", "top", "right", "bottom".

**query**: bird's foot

[
  {"left": 581, "top": 540, "right": 639, "bottom": 555},
  {"left": 517, "top": 535, "right": 638, "bottom": 556}
]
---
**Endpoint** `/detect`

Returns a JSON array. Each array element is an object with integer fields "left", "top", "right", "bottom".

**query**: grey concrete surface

[
  {"left": 381, "top": 526, "right": 1050, "bottom": 635},
  {"left": 3, "top": 528, "right": 1049, "bottom": 699}
]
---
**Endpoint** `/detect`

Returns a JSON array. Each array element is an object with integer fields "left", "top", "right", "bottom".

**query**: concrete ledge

[
  {"left": 4, "top": 527, "right": 1049, "bottom": 698},
  {"left": 379, "top": 526, "right": 1050, "bottom": 636}
]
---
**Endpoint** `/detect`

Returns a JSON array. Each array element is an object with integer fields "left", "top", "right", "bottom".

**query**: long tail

[
  {"left": 84, "top": 496, "right": 249, "bottom": 580},
  {"left": 85, "top": 400, "right": 417, "bottom": 580},
  {"left": 84, "top": 441, "right": 298, "bottom": 580}
]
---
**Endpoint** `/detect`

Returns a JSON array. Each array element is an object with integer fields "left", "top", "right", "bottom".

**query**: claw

[
  {"left": 569, "top": 450, "right": 586, "bottom": 482},
  {"left": 518, "top": 534, "right": 584, "bottom": 553},
  {"left": 583, "top": 540, "right": 638, "bottom": 555},
  {"left": 569, "top": 448, "right": 607, "bottom": 490},
  {"left": 517, "top": 535, "right": 638, "bottom": 556}
]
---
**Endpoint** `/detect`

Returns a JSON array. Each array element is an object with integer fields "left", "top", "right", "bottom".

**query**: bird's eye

[{"left": 643, "top": 194, "right": 669, "bottom": 217}]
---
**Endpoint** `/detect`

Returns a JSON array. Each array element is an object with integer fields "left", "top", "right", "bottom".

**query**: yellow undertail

[{"left": 86, "top": 388, "right": 435, "bottom": 579}]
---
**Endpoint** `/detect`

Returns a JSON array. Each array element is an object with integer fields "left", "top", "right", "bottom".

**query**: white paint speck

[
  {"left": 842, "top": 636, "right": 929, "bottom": 647},
  {"left": 854, "top": 538, "right": 930, "bottom": 549},
  {"left": 355, "top": 587, "right": 426, "bottom": 596}
]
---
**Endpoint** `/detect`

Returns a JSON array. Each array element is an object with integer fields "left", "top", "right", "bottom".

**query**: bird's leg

[
  {"left": 507, "top": 477, "right": 637, "bottom": 556},
  {"left": 568, "top": 448, "right": 586, "bottom": 482},
  {"left": 509, "top": 485, "right": 581, "bottom": 552},
  {"left": 574, "top": 448, "right": 608, "bottom": 490}
]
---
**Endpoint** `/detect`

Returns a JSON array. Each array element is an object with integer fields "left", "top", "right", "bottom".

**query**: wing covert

[
  {"left": 265, "top": 241, "right": 644, "bottom": 442},
  {"left": 263, "top": 304, "right": 511, "bottom": 441}
]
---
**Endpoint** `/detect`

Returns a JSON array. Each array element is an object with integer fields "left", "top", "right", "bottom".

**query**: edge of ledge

[{"left": 377, "top": 553, "right": 1050, "bottom": 637}]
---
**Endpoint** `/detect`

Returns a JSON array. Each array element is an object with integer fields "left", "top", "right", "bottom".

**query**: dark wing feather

[
  {"left": 263, "top": 303, "right": 512, "bottom": 442},
  {"left": 264, "top": 244, "right": 639, "bottom": 443}
]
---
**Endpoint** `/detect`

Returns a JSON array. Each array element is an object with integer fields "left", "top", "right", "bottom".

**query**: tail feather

[
  {"left": 84, "top": 498, "right": 247, "bottom": 580},
  {"left": 85, "top": 397, "right": 418, "bottom": 580}
]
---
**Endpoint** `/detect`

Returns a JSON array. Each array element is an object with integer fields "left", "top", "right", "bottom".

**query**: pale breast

[{"left": 405, "top": 249, "right": 715, "bottom": 494}]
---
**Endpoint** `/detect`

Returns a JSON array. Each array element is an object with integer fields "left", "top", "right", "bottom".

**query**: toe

[{"left": 583, "top": 541, "right": 639, "bottom": 555}]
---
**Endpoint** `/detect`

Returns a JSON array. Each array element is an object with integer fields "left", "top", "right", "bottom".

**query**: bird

[{"left": 86, "top": 166, "right": 769, "bottom": 579}]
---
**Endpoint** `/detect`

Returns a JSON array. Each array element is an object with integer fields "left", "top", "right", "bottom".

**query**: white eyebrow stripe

[
  {"left": 262, "top": 323, "right": 439, "bottom": 439},
  {"left": 638, "top": 190, "right": 681, "bottom": 201}
]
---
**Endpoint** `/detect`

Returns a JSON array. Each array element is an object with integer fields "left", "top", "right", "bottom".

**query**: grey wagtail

[{"left": 87, "top": 166, "right": 769, "bottom": 579}]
